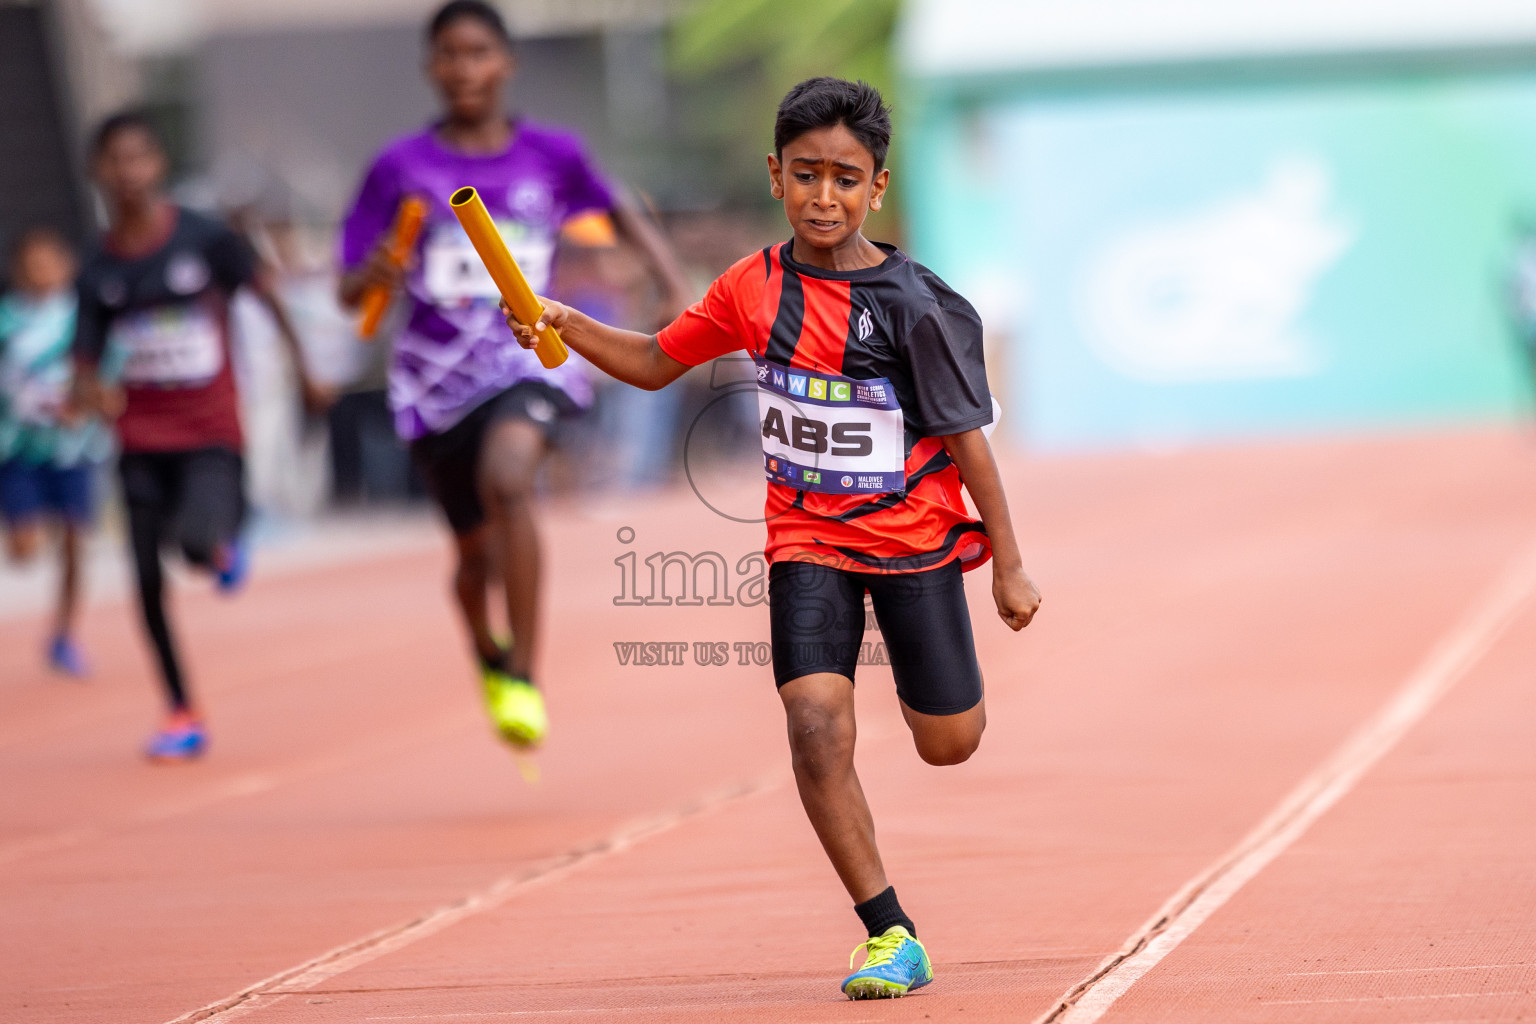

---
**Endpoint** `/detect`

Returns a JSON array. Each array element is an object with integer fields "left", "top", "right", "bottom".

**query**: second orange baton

[
  {"left": 357, "top": 195, "right": 428, "bottom": 340},
  {"left": 448, "top": 185, "right": 568, "bottom": 369}
]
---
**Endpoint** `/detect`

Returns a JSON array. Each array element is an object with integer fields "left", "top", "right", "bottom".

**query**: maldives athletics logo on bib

[{"left": 507, "top": 181, "right": 554, "bottom": 224}]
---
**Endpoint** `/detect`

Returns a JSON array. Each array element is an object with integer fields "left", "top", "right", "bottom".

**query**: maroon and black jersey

[
  {"left": 74, "top": 207, "right": 254, "bottom": 454},
  {"left": 659, "top": 241, "right": 994, "bottom": 574}
]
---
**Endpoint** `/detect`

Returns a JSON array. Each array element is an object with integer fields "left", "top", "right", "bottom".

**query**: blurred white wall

[
  {"left": 901, "top": 0, "right": 1536, "bottom": 78},
  {"left": 51, "top": 0, "right": 141, "bottom": 127},
  {"left": 85, "top": 0, "right": 683, "bottom": 55}
]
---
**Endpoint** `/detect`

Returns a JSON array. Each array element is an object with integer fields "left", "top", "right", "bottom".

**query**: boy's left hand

[
  {"left": 993, "top": 562, "right": 1041, "bottom": 631},
  {"left": 97, "top": 384, "right": 126, "bottom": 421},
  {"left": 299, "top": 377, "right": 337, "bottom": 417},
  {"left": 56, "top": 397, "right": 85, "bottom": 428}
]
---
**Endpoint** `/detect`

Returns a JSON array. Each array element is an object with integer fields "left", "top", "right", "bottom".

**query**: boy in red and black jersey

[
  {"left": 665, "top": 233, "right": 994, "bottom": 574},
  {"left": 505, "top": 77, "right": 1041, "bottom": 998}
]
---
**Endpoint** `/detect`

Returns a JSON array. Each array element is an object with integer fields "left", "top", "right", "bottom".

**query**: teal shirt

[{"left": 0, "top": 291, "right": 110, "bottom": 467}]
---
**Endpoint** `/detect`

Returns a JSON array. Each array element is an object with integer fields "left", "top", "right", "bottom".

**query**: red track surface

[{"left": 2, "top": 429, "right": 1534, "bottom": 1023}]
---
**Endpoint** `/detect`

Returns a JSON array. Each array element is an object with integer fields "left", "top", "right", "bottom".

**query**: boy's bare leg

[
  {"left": 477, "top": 417, "right": 547, "bottom": 682},
  {"left": 451, "top": 526, "right": 502, "bottom": 665},
  {"left": 6, "top": 523, "right": 42, "bottom": 563},
  {"left": 779, "top": 672, "right": 889, "bottom": 903},
  {"left": 898, "top": 697, "right": 986, "bottom": 766},
  {"left": 53, "top": 524, "right": 82, "bottom": 640}
]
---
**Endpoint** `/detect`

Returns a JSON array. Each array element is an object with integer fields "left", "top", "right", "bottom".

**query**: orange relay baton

[
  {"left": 357, "top": 195, "right": 428, "bottom": 340},
  {"left": 449, "top": 185, "right": 568, "bottom": 369}
]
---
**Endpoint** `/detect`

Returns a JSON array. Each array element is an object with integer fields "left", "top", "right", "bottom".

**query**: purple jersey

[{"left": 341, "top": 122, "right": 614, "bottom": 439}]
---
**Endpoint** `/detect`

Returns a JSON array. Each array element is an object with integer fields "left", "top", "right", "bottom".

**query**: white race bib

[
  {"left": 111, "top": 306, "right": 224, "bottom": 386},
  {"left": 422, "top": 221, "right": 555, "bottom": 303},
  {"left": 6, "top": 371, "right": 68, "bottom": 425},
  {"left": 756, "top": 358, "right": 905, "bottom": 494},
  {"left": 0, "top": 302, "right": 72, "bottom": 423}
]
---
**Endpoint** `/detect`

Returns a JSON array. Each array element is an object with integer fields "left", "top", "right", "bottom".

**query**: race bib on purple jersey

[{"left": 421, "top": 220, "right": 556, "bottom": 303}]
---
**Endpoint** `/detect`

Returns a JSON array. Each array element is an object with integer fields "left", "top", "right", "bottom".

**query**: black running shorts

[
  {"left": 768, "top": 558, "right": 984, "bottom": 716},
  {"left": 409, "top": 382, "right": 579, "bottom": 535}
]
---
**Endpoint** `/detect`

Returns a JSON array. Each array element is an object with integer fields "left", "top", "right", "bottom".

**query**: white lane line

[
  {"left": 359, "top": 1014, "right": 891, "bottom": 1021},
  {"left": 1038, "top": 538, "right": 1536, "bottom": 1024},
  {"left": 162, "top": 774, "right": 782, "bottom": 1024},
  {"left": 360, "top": 1015, "right": 892, "bottom": 1022},
  {"left": 1262, "top": 989, "right": 1531, "bottom": 1006},
  {"left": 1287, "top": 963, "right": 1532, "bottom": 977}
]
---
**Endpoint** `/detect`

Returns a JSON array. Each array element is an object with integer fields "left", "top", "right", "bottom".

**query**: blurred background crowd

[{"left": 6, "top": 0, "right": 1536, "bottom": 526}]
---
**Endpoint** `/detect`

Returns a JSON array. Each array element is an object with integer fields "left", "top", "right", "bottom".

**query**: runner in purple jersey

[
  {"left": 341, "top": 119, "right": 611, "bottom": 439},
  {"left": 338, "top": 0, "right": 691, "bottom": 750}
]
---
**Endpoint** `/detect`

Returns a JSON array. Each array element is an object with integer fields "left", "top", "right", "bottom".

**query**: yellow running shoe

[
  {"left": 841, "top": 926, "right": 933, "bottom": 999},
  {"left": 481, "top": 668, "right": 547, "bottom": 748}
]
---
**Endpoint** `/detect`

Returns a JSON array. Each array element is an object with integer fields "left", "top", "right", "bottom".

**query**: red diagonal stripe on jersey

[{"left": 790, "top": 277, "right": 852, "bottom": 373}]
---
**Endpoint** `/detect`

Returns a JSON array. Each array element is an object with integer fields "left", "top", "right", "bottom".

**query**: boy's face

[
  {"left": 13, "top": 236, "right": 75, "bottom": 296},
  {"left": 93, "top": 127, "right": 166, "bottom": 210},
  {"left": 429, "top": 18, "right": 514, "bottom": 124},
  {"left": 768, "top": 124, "right": 889, "bottom": 252}
]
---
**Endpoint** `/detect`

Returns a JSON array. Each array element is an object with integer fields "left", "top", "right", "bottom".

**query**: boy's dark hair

[
  {"left": 9, "top": 225, "right": 72, "bottom": 259},
  {"left": 91, "top": 108, "right": 164, "bottom": 157},
  {"left": 4, "top": 225, "right": 73, "bottom": 293},
  {"left": 774, "top": 77, "right": 892, "bottom": 172},
  {"left": 6, "top": 225, "right": 73, "bottom": 277},
  {"left": 427, "top": 0, "right": 512, "bottom": 47}
]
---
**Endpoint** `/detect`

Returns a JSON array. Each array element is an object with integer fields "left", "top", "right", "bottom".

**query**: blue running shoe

[
  {"left": 216, "top": 538, "right": 249, "bottom": 595},
  {"left": 47, "top": 635, "right": 89, "bottom": 678},
  {"left": 841, "top": 925, "right": 933, "bottom": 999},
  {"left": 145, "top": 713, "right": 207, "bottom": 762}
]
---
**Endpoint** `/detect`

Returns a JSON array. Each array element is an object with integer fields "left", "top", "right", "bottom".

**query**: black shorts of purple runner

[{"left": 409, "top": 382, "right": 579, "bottom": 536}]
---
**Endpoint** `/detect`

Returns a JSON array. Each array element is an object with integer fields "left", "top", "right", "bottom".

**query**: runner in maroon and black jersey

[
  {"left": 71, "top": 111, "right": 330, "bottom": 762},
  {"left": 502, "top": 77, "right": 1041, "bottom": 998}
]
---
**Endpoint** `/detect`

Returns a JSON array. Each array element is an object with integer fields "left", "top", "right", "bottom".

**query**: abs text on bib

[{"left": 756, "top": 357, "right": 904, "bottom": 495}]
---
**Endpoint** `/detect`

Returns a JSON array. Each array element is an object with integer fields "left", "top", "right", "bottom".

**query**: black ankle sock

[
  {"left": 478, "top": 647, "right": 508, "bottom": 673},
  {"left": 854, "top": 886, "right": 916, "bottom": 938}
]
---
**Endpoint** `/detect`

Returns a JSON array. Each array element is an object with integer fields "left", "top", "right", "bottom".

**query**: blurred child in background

[
  {"left": 0, "top": 227, "right": 109, "bottom": 677},
  {"left": 72, "top": 111, "right": 330, "bottom": 761}
]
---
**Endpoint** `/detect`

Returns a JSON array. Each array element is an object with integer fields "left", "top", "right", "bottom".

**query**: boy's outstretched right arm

[{"left": 503, "top": 298, "right": 690, "bottom": 392}]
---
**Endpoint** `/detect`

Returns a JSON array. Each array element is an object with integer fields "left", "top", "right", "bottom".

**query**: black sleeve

[
  {"left": 897, "top": 302, "right": 993, "bottom": 436},
  {"left": 205, "top": 221, "right": 259, "bottom": 292},
  {"left": 72, "top": 268, "right": 111, "bottom": 365}
]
